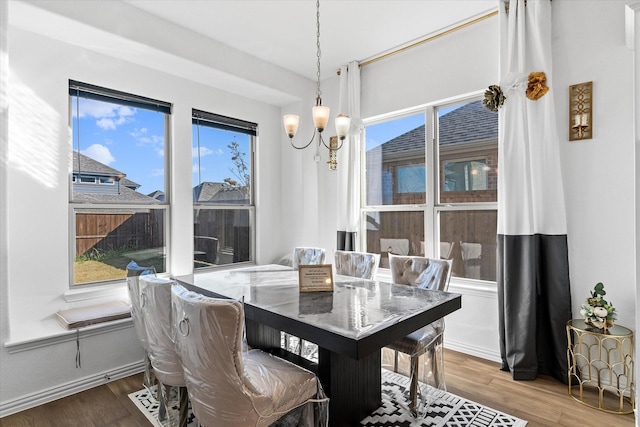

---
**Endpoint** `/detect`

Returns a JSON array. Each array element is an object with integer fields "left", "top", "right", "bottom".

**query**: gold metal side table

[{"left": 566, "top": 319, "right": 634, "bottom": 414}]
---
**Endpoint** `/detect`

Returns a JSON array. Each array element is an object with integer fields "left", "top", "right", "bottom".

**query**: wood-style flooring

[{"left": 0, "top": 349, "right": 635, "bottom": 426}]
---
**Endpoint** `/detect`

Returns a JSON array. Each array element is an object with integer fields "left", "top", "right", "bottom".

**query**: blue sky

[
  {"left": 72, "top": 97, "right": 249, "bottom": 195},
  {"left": 72, "top": 97, "right": 460, "bottom": 195}
]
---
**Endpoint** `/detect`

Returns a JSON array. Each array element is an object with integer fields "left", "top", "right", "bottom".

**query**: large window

[
  {"left": 362, "top": 97, "right": 498, "bottom": 281},
  {"left": 192, "top": 110, "right": 255, "bottom": 269},
  {"left": 70, "top": 81, "right": 170, "bottom": 286}
]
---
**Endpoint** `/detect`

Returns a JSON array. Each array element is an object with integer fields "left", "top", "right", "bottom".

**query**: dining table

[{"left": 174, "top": 264, "right": 462, "bottom": 426}]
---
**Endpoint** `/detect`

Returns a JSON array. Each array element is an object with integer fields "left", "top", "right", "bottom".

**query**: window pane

[
  {"left": 192, "top": 125, "right": 252, "bottom": 205},
  {"left": 74, "top": 208, "right": 166, "bottom": 285},
  {"left": 438, "top": 100, "right": 498, "bottom": 203},
  {"left": 364, "top": 211, "right": 425, "bottom": 269},
  {"left": 439, "top": 210, "right": 497, "bottom": 281},
  {"left": 194, "top": 208, "right": 251, "bottom": 269},
  {"left": 365, "top": 113, "right": 426, "bottom": 206},
  {"left": 71, "top": 96, "right": 167, "bottom": 203}
]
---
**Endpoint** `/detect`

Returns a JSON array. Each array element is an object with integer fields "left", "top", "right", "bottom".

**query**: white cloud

[
  {"left": 192, "top": 146, "right": 218, "bottom": 158},
  {"left": 96, "top": 118, "right": 116, "bottom": 130},
  {"left": 75, "top": 98, "right": 136, "bottom": 130},
  {"left": 82, "top": 144, "right": 115, "bottom": 165}
]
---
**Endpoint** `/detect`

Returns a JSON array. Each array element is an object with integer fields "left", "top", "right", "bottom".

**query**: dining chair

[
  {"left": 140, "top": 275, "right": 189, "bottom": 427},
  {"left": 292, "top": 247, "right": 326, "bottom": 270},
  {"left": 334, "top": 250, "right": 380, "bottom": 280},
  {"left": 385, "top": 253, "right": 453, "bottom": 416},
  {"left": 171, "top": 284, "right": 328, "bottom": 427},
  {"left": 125, "top": 261, "right": 157, "bottom": 390},
  {"left": 288, "top": 247, "right": 326, "bottom": 358}
]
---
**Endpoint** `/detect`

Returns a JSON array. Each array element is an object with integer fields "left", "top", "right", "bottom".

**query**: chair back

[
  {"left": 292, "top": 247, "right": 325, "bottom": 270},
  {"left": 171, "top": 284, "right": 258, "bottom": 424},
  {"left": 389, "top": 253, "right": 452, "bottom": 291},
  {"left": 140, "top": 275, "right": 184, "bottom": 387},
  {"left": 126, "top": 261, "right": 156, "bottom": 350},
  {"left": 334, "top": 250, "right": 380, "bottom": 280}
]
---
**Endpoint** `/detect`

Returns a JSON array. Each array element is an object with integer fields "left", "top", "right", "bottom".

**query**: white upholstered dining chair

[
  {"left": 334, "top": 250, "right": 380, "bottom": 280},
  {"left": 125, "top": 261, "right": 157, "bottom": 390},
  {"left": 292, "top": 247, "right": 326, "bottom": 270},
  {"left": 287, "top": 247, "right": 326, "bottom": 358},
  {"left": 385, "top": 253, "right": 453, "bottom": 416},
  {"left": 171, "top": 284, "right": 328, "bottom": 427},
  {"left": 140, "top": 275, "right": 189, "bottom": 427}
]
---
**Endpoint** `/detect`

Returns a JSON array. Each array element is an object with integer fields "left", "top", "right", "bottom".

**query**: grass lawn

[
  {"left": 74, "top": 253, "right": 164, "bottom": 285},
  {"left": 74, "top": 259, "right": 128, "bottom": 284}
]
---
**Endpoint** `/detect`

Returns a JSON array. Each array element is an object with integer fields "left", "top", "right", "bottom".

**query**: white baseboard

[
  {"left": 445, "top": 339, "right": 502, "bottom": 364},
  {"left": 0, "top": 360, "right": 145, "bottom": 418}
]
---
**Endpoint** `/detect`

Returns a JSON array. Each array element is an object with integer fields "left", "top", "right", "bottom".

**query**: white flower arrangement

[{"left": 580, "top": 282, "right": 616, "bottom": 331}]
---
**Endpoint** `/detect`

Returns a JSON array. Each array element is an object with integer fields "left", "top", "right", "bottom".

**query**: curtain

[
  {"left": 336, "top": 61, "right": 362, "bottom": 251},
  {"left": 497, "top": 0, "right": 572, "bottom": 383}
]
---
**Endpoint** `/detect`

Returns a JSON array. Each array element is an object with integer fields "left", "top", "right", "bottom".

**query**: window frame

[
  {"left": 360, "top": 93, "right": 498, "bottom": 284},
  {"left": 191, "top": 109, "right": 257, "bottom": 270},
  {"left": 68, "top": 80, "right": 171, "bottom": 288}
]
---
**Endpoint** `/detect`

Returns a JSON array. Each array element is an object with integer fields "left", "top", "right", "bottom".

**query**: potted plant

[{"left": 580, "top": 282, "right": 616, "bottom": 331}]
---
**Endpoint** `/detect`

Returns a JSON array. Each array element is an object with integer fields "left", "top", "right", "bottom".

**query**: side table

[{"left": 566, "top": 319, "right": 635, "bottom": 414}]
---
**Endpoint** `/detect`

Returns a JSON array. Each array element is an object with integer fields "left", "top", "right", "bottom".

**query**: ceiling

[{"left": 123, "top": 0, "right": 498, "bottom": 81}]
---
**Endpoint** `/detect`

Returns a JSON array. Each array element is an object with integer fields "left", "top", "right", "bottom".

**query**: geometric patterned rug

[{"left": 128, "top": 369, "right": 527, "bottom": 427}]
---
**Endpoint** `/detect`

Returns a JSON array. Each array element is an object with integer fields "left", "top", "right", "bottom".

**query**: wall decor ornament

[
  {"left": 580, "top": 282, "right": 616, "bottom": 331},
  {"left": 525, "top": 71, "right": 549, "bottom": 100},
  {"left": 569, "top": 81, "right": 593, "bottom": 141},
  {"left": 482, "top": 84, "right": 506, "bottom": 112}
]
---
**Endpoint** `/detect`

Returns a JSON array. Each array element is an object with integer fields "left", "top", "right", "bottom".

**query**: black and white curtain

[
  {"left": 497, "top": 0, "right": 572, "bottom": 382},
  {"left": 336, "top": 61, "right": 362, "bottom": 251}
]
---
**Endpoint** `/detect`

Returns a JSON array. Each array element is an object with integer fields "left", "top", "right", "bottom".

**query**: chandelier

[{"left": 283, "top": 0, "right": 350, "bottom": 170}]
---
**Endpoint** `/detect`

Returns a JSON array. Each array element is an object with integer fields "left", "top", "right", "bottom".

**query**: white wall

[
  {"left": 308, "top": 0, "right": 637, "bottom": 362},
  {"left": 0, "top": 1, "right": 307, "bottom": 416},
  {"left": 1, "top": 0, "right": 637, "bottom": 418},
  {"left": 553, "top": 1, "right": 636, "bottom": 330}
]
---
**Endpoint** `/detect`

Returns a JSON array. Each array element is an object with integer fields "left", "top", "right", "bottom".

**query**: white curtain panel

[
  {"left": 498, "top": 0, "right": 567, "bottom": 234},
  {"left": 497, "top": 0, "right": 572, "bottom": 383},
  {"left": 336, "top": 61, "right": 361, "bottom": 249}
]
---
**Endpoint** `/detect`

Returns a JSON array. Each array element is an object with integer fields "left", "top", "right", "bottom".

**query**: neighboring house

[
  {"left": 147, "top": 190, "right": 165, "bottom": 202},
  {"left": 72, "top": 151, "right": 159, "bottom": 203},
  {"left": 366, "top": 100, "right": 499, "bottom": 280},
  {"left": 367, "top": 100, "right": 498, "bottom": 206},
  {"left": 193, "top": 181, "right": 250, "bottom": 204}
]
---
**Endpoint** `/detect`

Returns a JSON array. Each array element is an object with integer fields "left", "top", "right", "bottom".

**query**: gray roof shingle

[{"left": 376, "top": 100, "right": 498, "bottom": 155}]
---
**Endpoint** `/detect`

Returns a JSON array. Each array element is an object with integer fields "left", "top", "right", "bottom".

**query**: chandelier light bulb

[
  {"left": 335, "top": 114, "right": 351, "bottom": 140},
  {"left": 312, "top": 105, "right": 330, "bottom": 132},
  {"left": 283, "top": 114, "right": 299, "bottom": 139}
]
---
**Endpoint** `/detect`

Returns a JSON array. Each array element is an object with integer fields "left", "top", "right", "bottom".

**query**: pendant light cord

[{"left": 315, "top": 0, "right": 322, "bottom": 103}]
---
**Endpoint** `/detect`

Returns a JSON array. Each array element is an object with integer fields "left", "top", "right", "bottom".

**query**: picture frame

[{"left": 298, "top": 264, "right": 334, "bottom": 292}]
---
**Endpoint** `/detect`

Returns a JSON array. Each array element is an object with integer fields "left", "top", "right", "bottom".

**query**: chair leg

[
  {"left": 178, "top": 386, "right": 189, "bottom": 427},
  {"left": 394, "top": 349, "right": 399, "bottom": 372},
  {"left": 143, "top": 352, "right": 156, "bottom": 390},
  {"left": 431, "top": 337, "right": 446, "bottom": 391},
  {"left": 409, "top": 355, "right": 419, "bottom": 415},
  {"left": 158, "top": 383, "right": 168, "bottom": 422}
]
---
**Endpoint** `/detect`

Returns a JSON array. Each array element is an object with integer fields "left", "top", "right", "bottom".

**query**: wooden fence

[{"left": 75, "top": 210, "right": 164, "bottom": 256}]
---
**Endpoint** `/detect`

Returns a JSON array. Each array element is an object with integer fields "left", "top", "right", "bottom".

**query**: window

[
  {"left": 192, "top": 110, "right": 255, "bottom": 269},
  {"left": 70, "top": 80, "right": 170, "bottom": 286},
  {"left": 362, "top": 97, "right": 498, "bottom": 281}
]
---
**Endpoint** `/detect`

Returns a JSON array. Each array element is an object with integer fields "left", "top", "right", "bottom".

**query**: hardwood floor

[{"left": 0, "top": 349, "right": 635, "bottom": 426}]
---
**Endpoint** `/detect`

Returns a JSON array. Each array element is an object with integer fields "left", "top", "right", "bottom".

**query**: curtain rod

[{"left": 337, "top": 9, "right": 499, "bottom": 75}]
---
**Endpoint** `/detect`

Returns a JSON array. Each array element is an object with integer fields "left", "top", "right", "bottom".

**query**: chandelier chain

[{"left": 315, "top": 0, "right": 322, "bottom": 100}]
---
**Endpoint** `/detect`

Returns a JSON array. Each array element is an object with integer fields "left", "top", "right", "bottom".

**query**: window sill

[
  {"left": 3, "top": 317, "right": 134, "bottom": 354},
  {"left": 64, "top": 281, "right": 129, "bottom": 303}
]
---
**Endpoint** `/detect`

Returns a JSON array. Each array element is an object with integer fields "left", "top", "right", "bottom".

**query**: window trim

[
  {"left": 360, "top": 92, "right": 498, "bottom": 285},
  {"left": 191, "top": 109, "right": 257, "bottom": 270},
  {"left": 68, "top": 81, "right": 172, "bottom": 288}
]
